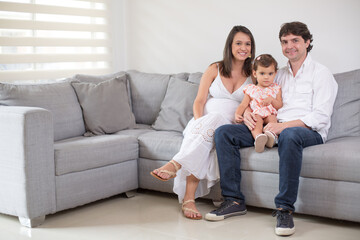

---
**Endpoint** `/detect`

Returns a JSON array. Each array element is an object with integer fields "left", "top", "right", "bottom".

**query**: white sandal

[
  {"left": 182, "top": 199, "right": 202, "bottom": 220},
  {"left": 150, "top": 160, "right": 180, "bottom": 181}
]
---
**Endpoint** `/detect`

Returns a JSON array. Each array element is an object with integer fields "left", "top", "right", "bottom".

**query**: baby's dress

[
  {"left": 172, "top": 67, "right": 252, "bottom": 202},
  {"left": 243, "top": 83, "right": 280, "bottom": 118}
]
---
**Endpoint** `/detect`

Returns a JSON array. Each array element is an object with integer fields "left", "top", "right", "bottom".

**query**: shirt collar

[{"left": 286, "top": 53, "right": 313, "bottom": 75}]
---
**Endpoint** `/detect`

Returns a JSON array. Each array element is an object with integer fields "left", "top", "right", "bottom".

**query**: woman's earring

[{"left": 248, "top": 55, "right": 251, "bottom": 58}]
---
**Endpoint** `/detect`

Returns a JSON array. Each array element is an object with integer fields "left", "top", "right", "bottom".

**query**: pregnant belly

[{"left": 204, "top": 97, "right": 240, "bottom": 122}]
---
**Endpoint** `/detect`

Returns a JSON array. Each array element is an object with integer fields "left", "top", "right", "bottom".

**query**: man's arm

[
  {"left": 264, "top": 68, "right": 338, "bottom": 135},
  {"left": 300, "top": 69, "right": 338, "bottom": 131},
  {"left": 264, "top": 119, "right": 309, "bottom": 135}
]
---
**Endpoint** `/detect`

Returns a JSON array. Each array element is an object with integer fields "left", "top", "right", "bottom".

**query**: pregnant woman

[{"left": 151, "top": 25, "right": 255, "bottom": 220}]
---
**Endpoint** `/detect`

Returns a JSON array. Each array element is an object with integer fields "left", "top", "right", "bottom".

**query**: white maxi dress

[{"left": 173, "top": 68, "right": 252, "bottom": 202}]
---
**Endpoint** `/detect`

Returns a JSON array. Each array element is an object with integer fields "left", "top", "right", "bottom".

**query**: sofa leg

[
  {"left": 18, "top": 215, "right": 45, "bottom": 228},
  {"left": 124, "top": 190, "right": 136, "bottom": 198}
]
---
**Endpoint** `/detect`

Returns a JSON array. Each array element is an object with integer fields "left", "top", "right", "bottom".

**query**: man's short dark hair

[{"left": 279, "top": 22, "right": 313, "bottom": 53}]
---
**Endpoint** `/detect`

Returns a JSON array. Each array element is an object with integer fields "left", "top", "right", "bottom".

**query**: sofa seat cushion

[
  {"left": 115, "top": 124, "right": 155, "bottom": 138},
  {"left": 301, "top": 136, "right": 360, "bottom": 183},
  {"left": 240, "top": 136, "right": 360, "bottom": 183},
  {"left": 55, "top": 135, "right": 138, "bottom": 175},
  {"left": 138, "top": 131, "right": 183, "bottom": 160}
]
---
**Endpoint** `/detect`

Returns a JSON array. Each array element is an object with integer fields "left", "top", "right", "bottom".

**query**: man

[{"left": 205, "top": 22, "right": 338, "bottom": 236}]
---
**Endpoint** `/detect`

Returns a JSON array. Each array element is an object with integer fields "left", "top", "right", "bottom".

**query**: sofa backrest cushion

[
  {"left": 152, "top": 77, "right": 199, "bottom": 132},
  {"left": 0, "top": 80, "right": 85, "bottom": 141},
  {"left": 73, "top": 71, "right": 132, "bottom": 108},
  {"left": 71, "top": 77, "right": 136, "bottom": 136},
  {"left": 126, "top": 70, "right": 171, "bottom": 125},
  {"left": 327, "top": 69, "right": 360, "bottom": 141},
  {"left": 188, "top": 72, "right": 203, "bottom": 84}
]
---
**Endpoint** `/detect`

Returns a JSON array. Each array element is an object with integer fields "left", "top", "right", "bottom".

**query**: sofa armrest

[{"left": 0, "top": 106, "right": 56, "bottom": 220}]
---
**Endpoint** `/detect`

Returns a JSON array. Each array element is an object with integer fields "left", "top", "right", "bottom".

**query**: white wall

[{"left": 112, "top": 0, "right": 360, "bottom": 74}]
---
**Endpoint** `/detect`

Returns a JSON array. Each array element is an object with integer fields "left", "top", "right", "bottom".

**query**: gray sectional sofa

[{"left": 0, "top": 69, "right": 359, "bottom": 228}]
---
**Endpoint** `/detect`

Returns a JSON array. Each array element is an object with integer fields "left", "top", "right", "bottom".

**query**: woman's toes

[{"left": 159, "top": 172, "right": 169, "bottom": 179}]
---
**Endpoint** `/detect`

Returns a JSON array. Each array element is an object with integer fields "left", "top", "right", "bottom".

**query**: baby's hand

[
  {"left": 261, "top": 97, "right": 273, "bottom": 106},
  {"left": 234, "top": 114, "right": 244, "bottom": 124}
]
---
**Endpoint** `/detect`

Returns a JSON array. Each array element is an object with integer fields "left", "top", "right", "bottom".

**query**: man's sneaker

[
  {"left": 272, "top": 209, "right": 295, "bottom": 236},
  {"left": 205, "top": 199, "right": 247, "bottom": 221}
]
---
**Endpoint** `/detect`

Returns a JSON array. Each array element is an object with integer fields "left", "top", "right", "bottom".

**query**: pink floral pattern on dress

[{"left": 243, "top": 83, "right": 281, "bottom": 118}]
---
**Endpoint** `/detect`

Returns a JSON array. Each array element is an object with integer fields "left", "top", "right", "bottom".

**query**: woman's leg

[{"left": 182, "top": 175, "right": 202, "bottom": 219}]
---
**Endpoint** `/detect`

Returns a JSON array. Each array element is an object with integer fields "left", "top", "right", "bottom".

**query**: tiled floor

[{"left": 0, "top": 190, "right": 359, "bottom": 240}]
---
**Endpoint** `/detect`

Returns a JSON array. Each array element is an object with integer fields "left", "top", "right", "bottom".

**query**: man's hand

[
  {"left": 243, "top": 111, "right": 257, "bottom": 130},
  {"left": 263, "top": 122, "right": 286, "bottom": 135}
]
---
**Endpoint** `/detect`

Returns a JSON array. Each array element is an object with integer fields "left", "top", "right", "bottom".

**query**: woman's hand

[{"left": 243, "top": 110, "right": 257, "bottom": 130}]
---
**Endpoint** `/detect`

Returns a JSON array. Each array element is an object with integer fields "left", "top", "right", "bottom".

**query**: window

[{"left": 0, "top": 0, "right": 110, "bottom": 82}]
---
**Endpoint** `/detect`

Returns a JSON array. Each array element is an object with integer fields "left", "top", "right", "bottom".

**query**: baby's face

[{"left": 253, "top": 65, "right": 277, "bottom": 88}]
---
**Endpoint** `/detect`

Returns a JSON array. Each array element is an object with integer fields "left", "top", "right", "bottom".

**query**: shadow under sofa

[{"left": 0, "top": 69, "right": 359, "bottom": 227}]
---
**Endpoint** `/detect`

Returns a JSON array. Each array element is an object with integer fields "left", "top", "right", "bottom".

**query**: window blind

[{"left": 0, "top": 0, "right": 111, "bottom": 82}]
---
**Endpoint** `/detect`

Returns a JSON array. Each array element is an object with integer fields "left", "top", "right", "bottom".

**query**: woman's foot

[
  {"left": 150, "top": 160, "right": 181, "bottom": 181},
  {"left": 182, "top": 199, "right": 202, "bottom": 220}
]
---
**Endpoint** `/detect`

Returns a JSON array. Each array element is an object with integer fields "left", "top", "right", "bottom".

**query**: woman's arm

[{"left": 193, "top": 64, "right": 218, "bottom": 120}]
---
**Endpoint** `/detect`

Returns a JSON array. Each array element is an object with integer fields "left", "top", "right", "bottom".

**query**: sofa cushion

[
  {"left": 126, "top": 70, "right": 171, "bottom": 125},
  {"left": 239, "top": 136, "right": 360, "bottom": 183},
  {"left": 71, "top": 77, "right": 136, "bottom": 136},
  {"left": 0, "top": 80, "right": 85, "bottom": 141},
  {"left": 73, "top": 71, "right": 132, "bottom": 108},
  {"left": 171, "top": 72, "right": 190, "bottom": 81},
  {"left": 301, "top": 136, "right": 360, "bottom": 183},
  {"left": 138, "top": 131, "right": 183, "bottom": 160},
  {"left": 327, "top": 69, "right": 360, "bottom": 141},
  {"left": 115, "top": 124, "right": 155, "bottom": 138},
  {"left": 74, "top": 71, "right": 127, "bottom": 83},
  {"left": 188, "top": 72, "right": 203, "bottom": 84},
  {"left": 54, "top": 134, "right": 138, "bottom": 175},
  {"left": 152, "top": 77, "right": 199, "bottom": 132}
]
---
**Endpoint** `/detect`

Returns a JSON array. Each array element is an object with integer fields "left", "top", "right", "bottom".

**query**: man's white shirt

[{"left": 275, "top": 54, "right": 338, "bottom": 142}]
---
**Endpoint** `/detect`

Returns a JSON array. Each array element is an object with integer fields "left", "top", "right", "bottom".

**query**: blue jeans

[{"left": 214, "top": 124, "right": 323, "bottom": 211}]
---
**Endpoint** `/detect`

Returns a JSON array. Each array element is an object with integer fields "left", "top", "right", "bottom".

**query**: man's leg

[
  {"left": 273, "top": 127, "right": 323, "bottom": 235},
  {"left": 205, "top": 124, "right": 254, "bottom": 221},
  {"left": 275, "top": 127, "right": 323, "bottom": 210}
]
